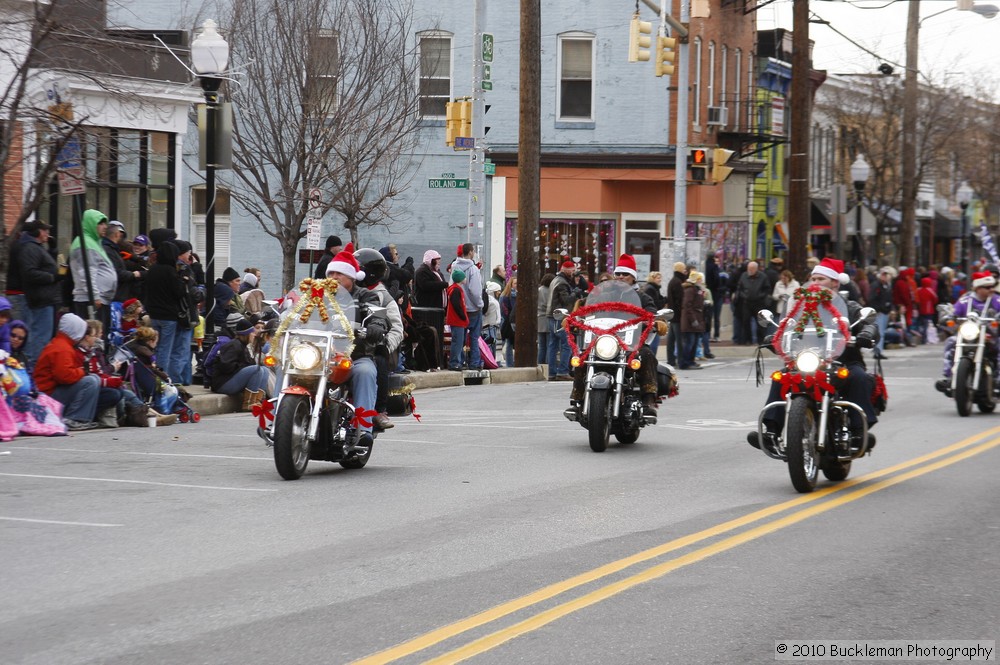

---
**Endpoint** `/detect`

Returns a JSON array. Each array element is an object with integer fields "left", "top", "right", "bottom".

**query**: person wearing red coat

[
  {"left": 446, "top": 269, "right": 469, "bottom": 370},
  {"left": 892, "top": 267, "right": 917, "bottom": 345},
  {"left": 34, "top": 313, "right": 120, "bottom": 430},
  {"left": 916, "top": 276, "right": 939, "bottom": 344}
]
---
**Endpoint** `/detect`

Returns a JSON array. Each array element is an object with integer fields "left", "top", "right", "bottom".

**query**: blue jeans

[
  {"left": 50, "top": 374, "right": 100, "bottom": 422},
  {"left": 466, "top": 310, "right": 483, "bottom": 369},
  {"left": 537, "top": 332, "right": 549, "bottom": 365},
  {"left": 7, "top": 294, "right": 25, "bottom": 324},
  {"left": 712, "top": 297, "right": 724, "bottom": 338},
  {"left": 24, "top": 305, "right": 54, "bottom": 365},
  {"left": 219, "top": 365, "right": 270, "bottom": 395},
  {"left": 349, "top": 357, "right": 377, "bottom": 434},
  {"left": 701, "top": 307, "right": 714, "bottom": 355},
  {"left": 504, "top": 339, "right": 515, "bottom": 367},
  {"left": 876, "top": 312, "right": 888, "bottom": 353},
  {"left": 449, "top": 325, "right": 466, "bottom": 369},
  {"left": 151, "top": 319, "right": 178, "bottom": 381},
  {"left": 682, "top": 332, "right": 700, "bottom": 368},
  {"left": 547, "top": 317, "right": 570, "bottom": 376},
  {"left": 170, "top": 326, "right": 194, "bottom": 384}
]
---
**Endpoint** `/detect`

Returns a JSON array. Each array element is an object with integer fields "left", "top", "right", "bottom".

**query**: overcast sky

[{"left": 758, "top": 0, "right": 998, "bottom": 91}]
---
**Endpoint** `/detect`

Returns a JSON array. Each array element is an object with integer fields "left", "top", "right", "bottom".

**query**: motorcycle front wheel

[
  {"left": 273, "top": 394, "right": 312, "bottom": 480},
  {"left": 786, "top": 397, "right": 819, "bottom": 493},
  {"left": 588, "top": 388, "right": 612, "bottom": 453},
  {"left": 955, "top": 357, "right": 974, "bottom": 417}
]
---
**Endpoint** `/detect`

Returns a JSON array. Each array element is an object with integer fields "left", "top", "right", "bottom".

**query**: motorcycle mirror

[
  {"left": 655, "top": 308, "right": 674, "bottom": 322},
  {"left": 757, "top": 309, "right": 776, "bottom": 328}
]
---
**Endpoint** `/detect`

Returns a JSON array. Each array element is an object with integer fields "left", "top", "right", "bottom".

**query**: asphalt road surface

[{"left": 2, "top": 346, "right": 999, "bottom": 664}]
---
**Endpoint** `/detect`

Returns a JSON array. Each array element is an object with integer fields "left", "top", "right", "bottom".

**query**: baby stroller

[{"left": 114, "top": 344, "right": 200, "bottom": 423}]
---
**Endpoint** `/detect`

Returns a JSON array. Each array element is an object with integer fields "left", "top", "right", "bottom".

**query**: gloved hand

[
  {"left": 763, "top": 334, "right": 775, "bottom": 346},
  {"left": 655, "top": 320, "right": 668, "bottom": 336},
  {"left": 365, "top": 318, "right": 388, "bottom": 345},
  {"left": 856, "top": 333, "right": 875, "bottom": 348},
  {"left": 101, "top": 375, "right": 123, "bottom": 389}
]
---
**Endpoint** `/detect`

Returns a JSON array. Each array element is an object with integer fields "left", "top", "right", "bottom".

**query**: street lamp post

[
  {"left": 850, "top": 154, "right": 870, "bottom": 265},
  {"left": 958, "top": 182, "right": 974, "bottom": 275},
  {"left": 191, "top": 19, "right": 230, "bottom": 332}
]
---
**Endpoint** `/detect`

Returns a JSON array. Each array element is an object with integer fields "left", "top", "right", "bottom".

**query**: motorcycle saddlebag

[
  {"left": 386, "top": 374, "right": 415, "bottom": 417},
  {"left": 656, "top": 362, "right": 678, "bottom": 398}
]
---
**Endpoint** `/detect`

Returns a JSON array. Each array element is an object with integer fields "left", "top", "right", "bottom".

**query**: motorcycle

[
  {"left": 559, "top": 280, "right": 674, "bottom": 452},
  {"left": 937, "top": 303, "right": 998, "bottom": 416},
  {"left": 257, "top": 282, "right": 385, "bottom": 480},
  {"left": 754, "top": 290, "right": 882, "bottom": 493}
]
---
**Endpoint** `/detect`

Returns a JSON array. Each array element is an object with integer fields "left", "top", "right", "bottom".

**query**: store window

[{"left": 557, "top": 32, "right": 595, "bottom": 122}]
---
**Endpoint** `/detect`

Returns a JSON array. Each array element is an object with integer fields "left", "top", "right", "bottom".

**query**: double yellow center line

[{"left": 354, "top": 426, "right": 1000, "bottom": 665}]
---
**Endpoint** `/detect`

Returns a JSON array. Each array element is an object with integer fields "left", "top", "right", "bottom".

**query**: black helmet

[
  {"left": 354, "top": 248, "right": 387, "bottom": 288},
  {"left": 986, "top": 263, "right": 1000, "bottom": 280}
]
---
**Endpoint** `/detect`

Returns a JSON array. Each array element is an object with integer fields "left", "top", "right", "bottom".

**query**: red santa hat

[
  {"left": 560, "top": 259, "right": 575, "bottom": 270},
  {"left": 613, "top": 254, "right": 638, "bottom": 279},
  {"left": 972, "top": 271, "right": 996, "bottom": 289},
  {"left": 326, "top": 242, "right": 365, "bottom": 281},
  {"left": 811, "top": 257, "right": 850, "bottom": 285}
]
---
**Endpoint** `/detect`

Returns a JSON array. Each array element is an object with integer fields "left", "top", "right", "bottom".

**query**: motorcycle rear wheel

[
  {"left": 977, "top": 365, "right": 996, "bottom": 413},
  {"left": 339, "top": 435, "right": 373, "bottom": 469},
  {"left": 955, "top": 358, "right": 974, "bottom": 417},
  {"left": 273, "top": 395, "right": 311, "bottom": 480},
  {"left": 786, "top": 398, "right": 819, "bottom": 493},
  {"left": 588, "top": 389, "right": 611, "bottom": 453},
  {"left": 615, "top": 428, "right": 639, "bottom": 445}
]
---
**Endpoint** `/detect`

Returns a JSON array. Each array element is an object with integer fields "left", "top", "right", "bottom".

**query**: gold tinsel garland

[{"left": 269, "top": 278, "right": 355, "bottom": 362}]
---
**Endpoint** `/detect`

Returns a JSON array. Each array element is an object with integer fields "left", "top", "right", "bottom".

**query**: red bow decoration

[
  {"left": 351, "top": 406, "right": 379, "bottom": 429},
  {"left": 777, "top": 371, "right": 836, "bottom": 400},
  {"left": 564, "top": 301, "right": 654, "bottom": 366},
  {"left": 251, "top": 398, "right": 274, "bottom": 429},
  {"left": 409, "top": 396, "right": 421, "bottom": 422}
]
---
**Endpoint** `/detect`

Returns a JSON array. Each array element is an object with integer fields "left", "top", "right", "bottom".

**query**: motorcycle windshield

[
  {"left": 779, "top": 290, "right": 850, "bottom": 361},
  {"left": 277, "top": 283, "right": 356, "bottom": 358},
  {"left": 580, "top": 280, "right": 645, "bottom": 352}
]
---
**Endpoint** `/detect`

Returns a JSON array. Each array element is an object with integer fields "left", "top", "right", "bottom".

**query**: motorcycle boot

[
  {"left": 563, "top": 399, "right": 581, "bottom": 422},
  {"left": 747, "top": 422, "right": 780, "bottom": 454},
  {"left": 850, "top": 430, "right": 876, "bottom": 453},
  {"left": 642, "top": 393, "right": 658, "bottom": 425},
  {"left": 935, "top": 378, "right": 951, "bottom": 395}
]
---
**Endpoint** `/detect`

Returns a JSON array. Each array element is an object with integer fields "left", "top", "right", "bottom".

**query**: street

[{"left": 2, "top": 346, "right": 999, "bottom": 665}]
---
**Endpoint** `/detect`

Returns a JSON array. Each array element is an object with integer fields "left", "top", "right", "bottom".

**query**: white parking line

[
  {"left": 0, "top": 472, "right": 276, "bottom": 492},
  {"left": 0, "top": 516, "right": 123, "bottom": 527}
]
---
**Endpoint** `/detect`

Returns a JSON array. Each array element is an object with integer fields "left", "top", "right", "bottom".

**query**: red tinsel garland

[
  {"left": 776, "top": 371, "right": 837, "bottom": 400},
  {"left": 564, "top": 301, "right": 655, "bottom": 365},
  {"left": 773, "top": 284, "right": 852, "bottom": 368}
]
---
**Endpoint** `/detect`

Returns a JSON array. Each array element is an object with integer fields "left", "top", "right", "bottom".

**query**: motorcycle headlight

[
  {"left": 795, "top": 350, "right": 821, "bottom": 374},
  {"left": 289, "top": 342, "right": 322, "bottom": 371},
  {"left": 959, "top": 321, "right": 980, "bottom": 341},
  {"left": 594, "top": 335, "right": 620, "bottom": 361}
]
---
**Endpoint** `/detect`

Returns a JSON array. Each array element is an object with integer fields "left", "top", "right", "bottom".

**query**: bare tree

[
  {"left": 957, "top": 79, "right": 1000, "bottom": 219},
  {"left": 820, "top": 76, "right": 968, "bottom": 265},
  {"left": 223, "top": 0, "right": 423, "bottom": 291},
  {"left": 0, "top": 1, "right": 90, "bottom": 284}
]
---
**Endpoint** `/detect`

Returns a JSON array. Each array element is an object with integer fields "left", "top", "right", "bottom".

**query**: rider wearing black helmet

[{"left": 355, "top": 248, "right": 403, "bottom": 431}]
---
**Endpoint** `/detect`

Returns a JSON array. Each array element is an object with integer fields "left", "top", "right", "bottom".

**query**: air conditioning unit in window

[{"left": 706, "top": 106, "right": 728, "bottom": 126}]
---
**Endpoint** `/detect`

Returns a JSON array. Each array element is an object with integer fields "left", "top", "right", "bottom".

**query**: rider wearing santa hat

[
  {"left": 934, "top": 270, "right": 1000, "bottom": 393},
  {"left": 326, "top": 244, "right": 389, "bottom": 451},
  {"left": 749, "top": 257, "right": 880, "bottom": 453},
  {"left": 567, "top": 253, "right": 662, "bottom": 420}
]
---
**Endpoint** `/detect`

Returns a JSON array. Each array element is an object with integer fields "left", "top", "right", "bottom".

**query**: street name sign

[
  {"left": 455, "top": 136, "right": 476, "bottom": 149},
  {"left": 429, "top": 178, "right": 469, "bottom": 189}
]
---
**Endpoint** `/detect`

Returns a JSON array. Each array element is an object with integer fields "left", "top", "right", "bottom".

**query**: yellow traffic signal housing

[
  {"left": 690, "top": 148, "right": 708, "bottom": 182},
  {"left": 628, "top": 15, "right": 652, "bottom": 63},
  {"left": 655, "top": 35, "right": 677, "bottom": 77},
  {"left": 712, "top": 148, "right": 735, "bottom": 183},
  {"left": 445, "top": 101, "right": 461, "bottom": 147},
  {"left": 459, "top": 99, "right": 473, "bottom": 140}
]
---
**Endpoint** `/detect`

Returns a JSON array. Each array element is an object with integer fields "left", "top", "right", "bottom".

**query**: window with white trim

[
  {"left": 708, "top": 41, "right": 716, "bottom": 107},
  {"left": 720, "top": 45, "right": 728, "bottom": 126},
  {"left": 307, "top": 28, "right": 340, "bottom": 112},
  {"left": 190, "top": 187, "right": 231, "bottom": 271},
  {"left": 557, "top": 32, "right": 595, "bottom": 121},
  {"left": 418, "top": 31, "right": 452, "bottom": 118},
  {"left": 692, "top": 38, "right": 702, "bottom": 126},
  {"left": 734, "top": 48, "right": 742, "bottom": 130}
]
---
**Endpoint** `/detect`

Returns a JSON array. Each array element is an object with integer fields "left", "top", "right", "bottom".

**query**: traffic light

[
  {"left": 628, "top": 14, "right": 652, "bottom": 63},
  {"left": 690, "top": 148, "right": 708, "bottom": 182},
  {"left": 712, "top": 148, "right": 735, "bottom": 183},
  {"left": 655, "top": 35, "right": 677, "bottom": 77},
  {"left": 445, "top": 101, "right": 461, "bottom": 147}
]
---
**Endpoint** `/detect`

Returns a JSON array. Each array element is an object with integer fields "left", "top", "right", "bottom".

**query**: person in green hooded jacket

[{"left": 69, "top": 209, "right": 118, "bottom": 333}]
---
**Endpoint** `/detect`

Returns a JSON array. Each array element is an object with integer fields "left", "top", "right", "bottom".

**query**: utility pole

[
  {"left": 787, "top": 0, "right": 810, "bottom": 278},
  {"left": 514, "top": 0, "right": 540, "bottom": 367},
  {"left": 468, "top": 0, "right": 487, "bottom": 249},
  {"left": 671, "top": 0, "right": 691, "bottom": 262},
  {"left": 900, "top": 0, "right": 919, "bottom": 267}
]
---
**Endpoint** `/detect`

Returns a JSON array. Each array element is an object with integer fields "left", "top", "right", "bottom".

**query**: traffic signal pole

[
  {"left": 671, "top": 0, "right": 691, "bottom": 250},
  {"left": 468, "top": 0, "right": 487, "bottom": 247}
]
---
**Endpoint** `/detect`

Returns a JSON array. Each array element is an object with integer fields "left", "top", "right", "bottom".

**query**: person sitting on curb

[
  {"left": 34, "top": 314, "right": 119, "bottom": 431},
  {"left": 209, "top": 317, "right": 270, "bottom": 410}
]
